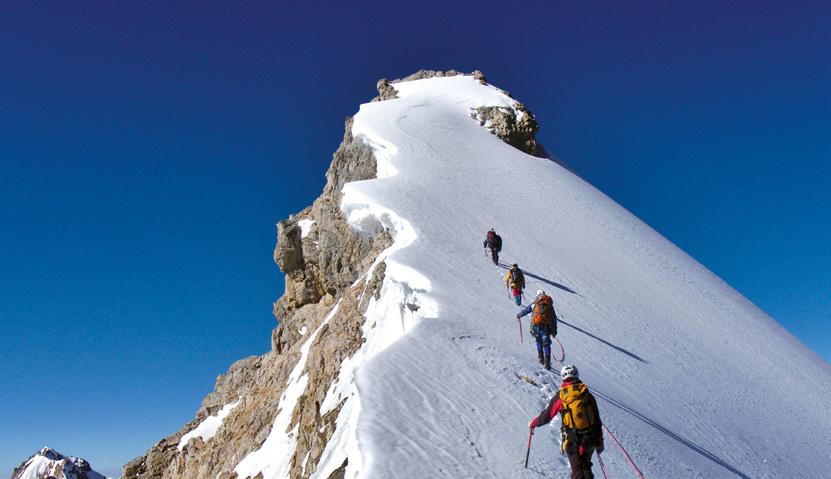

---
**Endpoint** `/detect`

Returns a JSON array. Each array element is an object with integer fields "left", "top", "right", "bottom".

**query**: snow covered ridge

[
  {"left": 306, "top": 72, "right": 831, "bottom": 479},
  {"left": 120, "top": 70, "right": 831, "bottom": 479},
  {"left": 12, "top": 447, "right": 108, "bottom": 479}
]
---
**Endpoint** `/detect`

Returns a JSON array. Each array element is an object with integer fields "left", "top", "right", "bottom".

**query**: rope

[
  {"left": 602, "top": 424, "right": 645, "bottom": 479},
  {"left": 553, "top": 337, "right": 565, "bottom": 363},
  {"left": 597, "top": 451, "right": 610, "bottom": 479}
]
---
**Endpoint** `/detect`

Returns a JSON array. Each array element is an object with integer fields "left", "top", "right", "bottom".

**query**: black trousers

[
  {"left": 489, "top": 248, "right": 499, "bottom": 265},
  {"left": 566, "top": 444, "right": 595, "bottom": 479}
]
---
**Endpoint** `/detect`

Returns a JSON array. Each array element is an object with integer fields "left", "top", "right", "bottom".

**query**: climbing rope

[{"left": 602, "top": 424, "right": 645, "bottom": 479}]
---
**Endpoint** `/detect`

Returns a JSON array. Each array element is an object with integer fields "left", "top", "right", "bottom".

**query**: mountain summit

[
  {"left": 121, "top": 70, "right": 831, "bottom": 478},
  {"left": 12, "top": 447, "right": 107, "bottom": 479}
]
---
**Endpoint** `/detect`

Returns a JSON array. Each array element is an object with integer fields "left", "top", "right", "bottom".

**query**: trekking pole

[
  {"left": 597, "top": 451, "right": 610, "bottom": 479},
  {"left": 524, "top": 429, "right": 533, "bottom": 468}
]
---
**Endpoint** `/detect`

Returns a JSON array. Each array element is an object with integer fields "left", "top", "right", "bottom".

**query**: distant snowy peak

[{"left": 11, "top": 447, "right": 107, "bottom": 479}]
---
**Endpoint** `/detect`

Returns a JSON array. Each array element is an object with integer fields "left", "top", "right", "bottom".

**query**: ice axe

[{"left": 524, "top": 428, "right": 533, "bottom": 468}]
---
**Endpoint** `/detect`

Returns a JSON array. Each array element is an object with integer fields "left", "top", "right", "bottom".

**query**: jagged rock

[
  {"left": 122, "top": 83, "right": 393, "bottom": 479},
  {"left": 473, "top": 103, "right": 541, "bottom": 156}
]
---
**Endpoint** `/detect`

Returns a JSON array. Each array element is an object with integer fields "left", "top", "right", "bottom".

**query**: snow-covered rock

[
  {"left": 12, "top": 447, "right": 107, "bottom": 479},
  {"left": 121, "top": 71, "right": 831, "bottom": 479}
]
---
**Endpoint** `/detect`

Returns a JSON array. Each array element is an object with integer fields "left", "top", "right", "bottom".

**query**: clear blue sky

[{"left": 1, "top": 1, "right": 828, "bottom": 476}]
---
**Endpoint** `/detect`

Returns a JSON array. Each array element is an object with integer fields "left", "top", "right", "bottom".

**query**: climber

[
  {"left": 516, "top": 289, "right": 557, "bottom": 369},
  {"left": 505, "top": 263, "right": 526, "bottom": 306},
  {"left": 529, "top": 365, "right": 604, "bottom": 479},
  {"left": 483, "top": 228, "right": 502, "bottom": 265}
]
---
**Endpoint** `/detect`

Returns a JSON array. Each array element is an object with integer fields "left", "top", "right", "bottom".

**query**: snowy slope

[{"left": 299, "top": 75, "right": 831, "bottom": 479}]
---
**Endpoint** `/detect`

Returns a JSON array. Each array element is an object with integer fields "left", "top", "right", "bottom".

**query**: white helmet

[
  {"left": 536, "top": 289, "right": 545, "bottom": 297},
  {"left": 561, "top": 364, "right": 579, "bottom": 380}
]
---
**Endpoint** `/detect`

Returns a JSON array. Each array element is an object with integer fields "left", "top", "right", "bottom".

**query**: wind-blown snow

[
  {"left": 177, "top": 399, "right": 240, "bottom": 451},
  {"left": 308, "top": 75, "right": 831, "bottom": 478}
]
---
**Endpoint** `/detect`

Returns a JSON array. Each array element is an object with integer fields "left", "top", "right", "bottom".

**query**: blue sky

[{"left": 1, "top": 1, "right": 828, "bottom": 476}]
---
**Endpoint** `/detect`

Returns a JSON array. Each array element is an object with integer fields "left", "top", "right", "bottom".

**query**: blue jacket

[{"left": 517, "top": 303, "right": 534, "bottom": 319}]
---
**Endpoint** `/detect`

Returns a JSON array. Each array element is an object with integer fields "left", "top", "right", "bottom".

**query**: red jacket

[
  {"left": 529, "top": 378, "right": 576, "bottom": 429},
  {"left": 529, "top": 379, "right": 602, "bottom": 435}
]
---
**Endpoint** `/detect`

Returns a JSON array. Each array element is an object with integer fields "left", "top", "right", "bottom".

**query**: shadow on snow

[
  {"left": 497, "top": 262, "right": 580, "bottom": 296},
  {"left": 591, "top": 389, "right": 752, "bottom": 479},
  {"left": 558, "top": 319, "right": 647, "bottom": 364}
]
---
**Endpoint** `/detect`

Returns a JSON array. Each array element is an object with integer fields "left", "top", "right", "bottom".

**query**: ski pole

[
  {"left": 597, "top": 451, "right": 610, "bottom": 479},
  {"left": 524, "top": 428, "right": 533, "bottom": 468}
]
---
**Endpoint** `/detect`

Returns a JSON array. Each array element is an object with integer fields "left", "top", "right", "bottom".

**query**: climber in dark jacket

[{"left": 483, "top": 228, "right": 502, "bottom": 265}]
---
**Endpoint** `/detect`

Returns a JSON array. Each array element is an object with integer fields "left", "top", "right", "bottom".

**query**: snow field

[{"left": 329, "top": 76, "right": 831, "bottom": 478}]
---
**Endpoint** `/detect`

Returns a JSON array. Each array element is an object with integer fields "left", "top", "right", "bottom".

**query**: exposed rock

[
  {"left": 122, "top": 92, "right": 392, "bottom": 479},
  {"left": 473, "top": 103, "right": 541, "bottom": 156}
]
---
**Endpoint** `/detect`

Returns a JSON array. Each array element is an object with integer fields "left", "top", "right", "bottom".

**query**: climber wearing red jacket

[{"left": 529, "top": 365, "right": 604, "bottom": 479}]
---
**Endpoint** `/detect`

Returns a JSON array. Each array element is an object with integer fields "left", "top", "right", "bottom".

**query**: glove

[
  {"left": 516, "top": 314, "right": 522, "bottom": 319},
  {"left": 595, "top": 436, "right": 605, "bottom": 454},
  {"left": 528, "top": 420, "right": 534, "bottom": 429}
]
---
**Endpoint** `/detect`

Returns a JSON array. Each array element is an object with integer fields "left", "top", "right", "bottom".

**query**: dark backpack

[{"left": 511, "top": 268, "right": 525, "bottom": 290}]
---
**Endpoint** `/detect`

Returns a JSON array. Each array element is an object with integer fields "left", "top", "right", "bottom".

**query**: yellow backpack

[{"left": 559, "top": 383, "right": 598, "bottom": 431}]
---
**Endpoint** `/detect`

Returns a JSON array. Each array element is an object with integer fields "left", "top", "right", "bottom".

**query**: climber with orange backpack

[
  {"left": 529, "top": 365, "right": 604, "bottom": 479},
  {"left": 516, "top": 290, "right": 557, "bottom": 369}
]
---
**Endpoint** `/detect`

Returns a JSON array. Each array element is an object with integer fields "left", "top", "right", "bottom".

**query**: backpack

[
  {"left": 533, "top": 294, "right": 555, "bottom": 325},
  {"left": 493, "top": 234, "right": 502, "bottom": 252},
  {"left": 559, "top": 382, "right": 599, "bottom": 433},
  {"left": 510, "top": 268, "right": 525, "bottom": 290}
]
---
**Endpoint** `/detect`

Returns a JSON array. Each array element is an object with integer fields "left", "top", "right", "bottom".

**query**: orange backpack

[{"left": 533, "top": 294, "right": 555, "bottom": 325}]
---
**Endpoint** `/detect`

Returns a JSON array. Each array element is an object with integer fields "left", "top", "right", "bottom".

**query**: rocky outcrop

[
  {"left": 473, "top": 103, "right": 541, "bottom": 156},
  {"left": 122, "top": 105, "right": 391, "bottom": 479}
]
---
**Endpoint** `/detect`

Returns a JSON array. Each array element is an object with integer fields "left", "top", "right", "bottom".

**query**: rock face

[
  {"left": 121, "top": 70, "right": 541, "bottom": 479},
  {"left": 11, "top": 447, "right": 106, "bottom": 479},
  {"left": 122, "top": 105, "right": 390, "bottom": 479}
]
